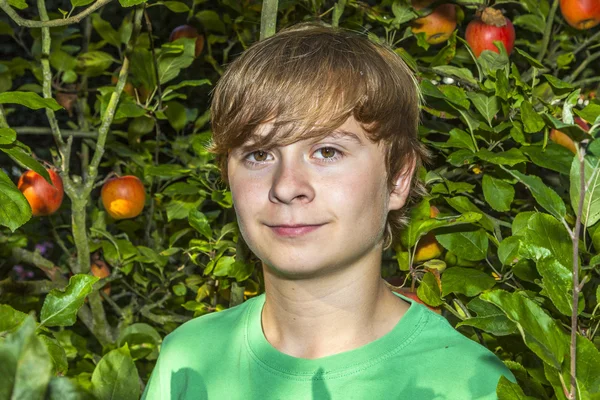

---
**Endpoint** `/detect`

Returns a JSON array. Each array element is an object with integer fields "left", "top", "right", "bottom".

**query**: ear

[{"left": 388, "top": 160, "right": 416, "bottom": 211}]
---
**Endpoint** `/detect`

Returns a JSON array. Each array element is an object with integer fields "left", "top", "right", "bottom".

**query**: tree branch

[
  {"left": 537, "top": 0, "right": 559, "bottom": 62},
  {"left": 83, "top": 6, "right": 145, "bottom": 194},
  {"left": 260, "top": 0, "right": 278, "bottom": 40},
  {"left": 0, "top": 277, "right": 63, "bottom": 295},
  {"left": 11, "top": 247, "right": 67, "bottom": 284},
  {"left": 14, "top": 127, "right": 97, "bottom": 138},
  {"left": 569, "top": 148, "right": 586, "bottom": 400},
  {"left": 0, "top": 0, "right": 114, "bottom": 28}
]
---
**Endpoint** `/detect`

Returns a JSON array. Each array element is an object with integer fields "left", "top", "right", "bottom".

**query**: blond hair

[{"left": 210, "top": 22, "right": 431, "bottom": 247}]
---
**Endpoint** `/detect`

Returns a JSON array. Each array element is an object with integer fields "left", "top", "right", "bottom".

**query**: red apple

[
  {"left": 169, "top": 25, "right": 205, "bottom": 58},
  {"left": 560, "top": 0, "right": 600, "bottom": 30},
  {"left": 465, "top": 8, "right": 515, "bottom": 57},
  {"left": 18, "top": 169, "right": 64, "bottom": 217},
  {"left": 101, "top": 175, "right": 146, "bottom": 220},
  {"left": 411, "top": 0, "right": 458, "bottom": 45}
]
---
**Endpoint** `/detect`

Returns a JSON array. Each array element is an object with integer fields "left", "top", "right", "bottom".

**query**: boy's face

[{"left": 227, "top": 116, "right": 412, "bottom": 279}]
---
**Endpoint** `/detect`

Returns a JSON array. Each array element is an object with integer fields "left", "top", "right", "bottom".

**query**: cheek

[{"left": 331, "top": 166, "right": 388, "bottom": 219}]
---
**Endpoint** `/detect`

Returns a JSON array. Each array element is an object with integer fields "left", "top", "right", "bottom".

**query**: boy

[{"left": 142, "top": 22, "right": 514, "bottom": 399}]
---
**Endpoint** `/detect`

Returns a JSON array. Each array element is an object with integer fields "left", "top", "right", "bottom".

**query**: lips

[{"left": 267, "top": 224, "right": 325, "bottom": 237}]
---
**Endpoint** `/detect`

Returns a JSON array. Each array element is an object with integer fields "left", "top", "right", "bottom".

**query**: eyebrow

[
  {"left": 328, "top": 129, "right": 364, "bottom": 145},
  {"left": 234, "top": 128, "right": 364, "bottom": 154}
]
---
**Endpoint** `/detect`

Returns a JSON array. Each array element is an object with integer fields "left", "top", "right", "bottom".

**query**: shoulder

[{"left": 404, "top": 302, "right": 515, "bottom": 399}]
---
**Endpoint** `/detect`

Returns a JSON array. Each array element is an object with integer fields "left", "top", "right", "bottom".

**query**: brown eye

[
  {"left": 318, "top": 148, "right": 336, "bottom": 158},
  {"left": 253, "top": 151, "right": 268, "bottom": 161}
]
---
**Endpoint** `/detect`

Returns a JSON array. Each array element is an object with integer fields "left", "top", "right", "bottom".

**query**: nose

[{"left": 269, "top": 155, "right": 315, "bottom": 204}]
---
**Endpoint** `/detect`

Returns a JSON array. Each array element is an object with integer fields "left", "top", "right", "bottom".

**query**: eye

[
  {"left": 245, "top": 150, "right": 273, "bottom": 164},
  {"left": 313, "top": 147, "right": 341, "bottom": 160}
]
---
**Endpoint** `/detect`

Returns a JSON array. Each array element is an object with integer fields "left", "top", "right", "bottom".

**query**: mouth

[{"left": 267, "top": 224, "right": 325, "bottom": 237}]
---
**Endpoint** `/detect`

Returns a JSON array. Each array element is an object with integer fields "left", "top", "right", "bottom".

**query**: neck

[{"left": 260, "top": 250, "right": 410, "bottom": 359}]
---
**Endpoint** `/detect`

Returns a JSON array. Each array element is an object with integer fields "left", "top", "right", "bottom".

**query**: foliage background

[{"left": 0, "top": 0, "right": 600, "bottom": 399}]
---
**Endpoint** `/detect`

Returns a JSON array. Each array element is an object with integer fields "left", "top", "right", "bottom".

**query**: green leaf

[
  {"left": 1, "top": 145, "right": 51, "bottom": 183},
  {"left": 482, "top": 174, "right": 515, "bottom": 212},
  {"left": 392, "top": 0, "right": 417, "bottom": 24},
  {"left": 158, "top": 54, "right": 195, "bottom": 84},
  {"left": 40, "top": 274, "right": 98, "bottom": 327},
  {"left": 189, "top": 209, "right": 212, "bottom": 240},
  {"left": 481, "top": 290, "right": 569, "bottom": 369},
  {"left": 477, "top": 148, "right": 528, "bottom": 166},
  {"left": 159, "top": 0, "right": 190, "bottom": 12},
  {"left": 46, "top": 377, "right": 94, "bottom": 400},
  {"left": 0, "top": 21, "right": 14, "bottom": 36},
  {"left": 565, "top": 334, "right": 600, "bottom": 396},
  {"left": 543, "top": 74, "right": 574, "bottom": 90},
  {"left": 477, "top": 48, "right": 509, "bottom": 76},
  {"left": 513, "top": 14, "right": 545, "bottom": 34},
  {"left": 441, "top": 267, "right": 495, "bottom": 297},
  {"left": 521, "top": 144, "right": 573, "bottom": 175},
  {"left": 91, "top": 344, "right": 140, "bottom": 400},
  {"left": 39, "top": 335, "right": 68, "bottom": 375},
  {"left": 49, "top": 50, "right": 77, "bottom": 72},
  {"left": 522, "top": 213, "right": 573, "bottom": 269},
  {"left": 119, "top": 0, "right": 147, "bottom": 7},
  {"left": 543, "top": 114, "right": 589, "bottom": 141},
  {"left": 536, "top": 257, "right": 582, "bottom": 316},
  {"left": 496, "top": 375, "right": 536, "bottom": 399},
  {"left": 195, "top": 10, "right": 226, "bottom": 33},
  {"left": 467, "top": 92, "right": 499, "bottom": 125},
  {"left": 163, "top": 79, "right": 211, "bottom": 94},
  {"left": 436, "top": 228, "right": 489, "bottom": 261},
  {"left": 447, "top": 128, "right": 476, "bottom": 152},
  {"left": 502, "top": 169, "right": 566, "bottom": 220},
  {"left": 76, "top": 51, "right": 116, "bottom": 77},
  {"left": 0, "top": 91, "right": 62, "bottom": 110},
  {"left": 0, "top": 169, "right": 32, "bottom": 231},
  {"left": 91, "top": 14, "right": 121, "bottom": 48},
  {"left": 7, "top": 0, "right": 27, "bottom": 10},
  {"left": 433, "top": 65, "right": 478, "bottom": 86},
  {"left": 213, "top": 256, "right": 236, "bottom": 276},
  {"left": 444, "top": 196, "right": 495, "bottom": 232},
  {"left": 402, "top": 211, "right": 482, "bottom": 248},
  {"left": 146, "top": 164, "right": 191, "bottom": 178},
  {"left": 0, "top": 317, "right": 53, "bottom": 400},
  {"left": 520, "top": 100, "right": 545, "bottom": 133},
  {"left": 458, "top": 298, "right": 517, "bottom": 336},
  {"left": 0, "top": 304, "right": 28, "bottom": 334},
  {"left": 71, "top": 0, "right": 95, "bottom": 6},
  {"left": 417, "top": 271, "right": 443, "bottom": 306},
  {"left": 575, "top": 103, "right": 600, "bottom": 126},
  {"left": 117, "top": 323, "right": 162, "bottom": 360},
  {"left": 164, "top": 100, "right": 187, "bottom": 132},
  {"left": 570, "top": 155, "right": 600, "bottom": 227},
  {"left": 514, "top": 48, "right": 544, "bottom": 68},
  {"left": 0, "top": 127, "right": 17, "bottom": 145}
]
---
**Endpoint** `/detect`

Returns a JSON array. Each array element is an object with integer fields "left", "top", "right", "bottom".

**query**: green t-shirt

[{"left": 142, "top": 292, "right": 514, "bottom": 399}]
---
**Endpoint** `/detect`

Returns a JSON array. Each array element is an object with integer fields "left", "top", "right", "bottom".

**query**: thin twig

[
  {"left": 572, "top": 30, "right": 600, "bottom": 56},
  {"left": 537, "top": 0, "right": 559, "bottom": 62},
  {"left": 14, "top": 127, "right": 97, "bottom": 138},
  {"left": 567, "top": 52, "right": 600, "bottom": 83},
  {"left": 0, "top": 0, "right": 114, "bottom": 27}
]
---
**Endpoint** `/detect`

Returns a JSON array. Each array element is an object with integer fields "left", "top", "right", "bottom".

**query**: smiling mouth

[{"left": 267, "top": 224, "right": 325, "bottom": 237}]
